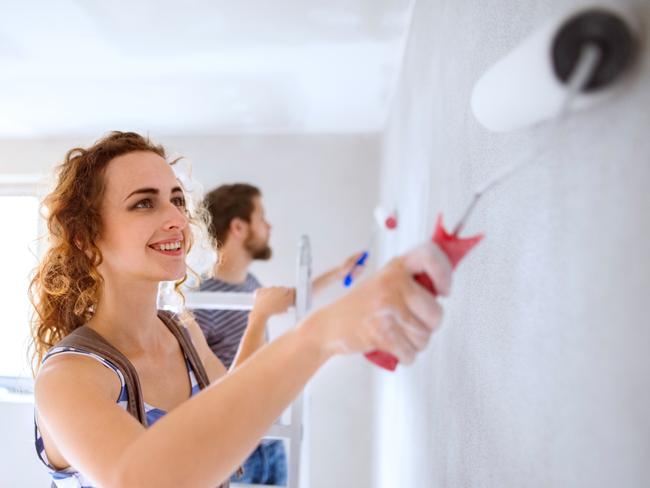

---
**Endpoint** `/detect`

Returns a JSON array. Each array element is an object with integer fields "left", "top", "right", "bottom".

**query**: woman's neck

[{"left": 87, "top": 277, "right": 165, "bottom": 356}]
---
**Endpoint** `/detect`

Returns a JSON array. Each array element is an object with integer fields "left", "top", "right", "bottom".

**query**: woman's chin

[
  {"left": 151, "top": 265, "right": 186, "bottom": 283},
  {"left": 165, "top": 270, "right": 186, "bottom": 282}
]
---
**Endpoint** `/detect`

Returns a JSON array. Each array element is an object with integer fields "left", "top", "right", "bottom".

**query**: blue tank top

[{"left": 34, "top": 345, "right": 201, "bottom": 488}]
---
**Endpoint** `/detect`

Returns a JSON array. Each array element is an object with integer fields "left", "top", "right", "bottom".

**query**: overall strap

[
  {"left": 159, "top": 311, "right": 234, "bottom": 487},
  {"left": 157, "top": 310, "right": 211, "bottom": 390},
  {"left": 56, "top": 317, "right": 232, "bottom": 487},
  {"left": 56, "top": 326, "right": 148, "bottom": 426}
]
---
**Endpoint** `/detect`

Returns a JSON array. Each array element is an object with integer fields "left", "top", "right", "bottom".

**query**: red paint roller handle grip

[
  {"left": 363, "top": 273, "right": 437, "bottom": 371},
  {"left": 364, "top": 214, "right": 483, "bottom": 372}
]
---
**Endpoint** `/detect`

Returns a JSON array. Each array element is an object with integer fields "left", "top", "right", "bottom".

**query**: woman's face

[{"left": 96, "top": 151, "right": 189, "bottom": 284}]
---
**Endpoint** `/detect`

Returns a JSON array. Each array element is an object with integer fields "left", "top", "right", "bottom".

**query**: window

[{"left": 0, "top": 180, "right": 42, "bottom": 387}]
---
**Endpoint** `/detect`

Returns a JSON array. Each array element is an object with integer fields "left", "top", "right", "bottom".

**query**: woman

[{"left": 31, "top": 131, "right": 452, "bottom": 487}]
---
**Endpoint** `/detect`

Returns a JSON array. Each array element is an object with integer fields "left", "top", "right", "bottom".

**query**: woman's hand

[
  {"left": 251, "top": 286, "right": 296, "bottom": 320},
  {"left": 302, "top": 242, "right": 453, "bottom": 365}
]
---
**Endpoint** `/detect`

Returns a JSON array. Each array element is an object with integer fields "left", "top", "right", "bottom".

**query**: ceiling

[{"left": 0, "top": 0, "right": 413, "bottom": 137}]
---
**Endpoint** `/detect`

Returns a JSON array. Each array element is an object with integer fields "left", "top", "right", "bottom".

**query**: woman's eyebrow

[
  {"left": 124, "top": 188, "right": 158, "bottom": 201},
  {"left": 123, "top": 186, "right": 184, "bottom": 201}
]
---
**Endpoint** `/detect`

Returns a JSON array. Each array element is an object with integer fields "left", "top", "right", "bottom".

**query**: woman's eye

[
  {"left": 172, "top": 196, "right": 186, "bottom": 208},
  {"left": 133, "top": 198, "right": 153, "bottom": 209}
]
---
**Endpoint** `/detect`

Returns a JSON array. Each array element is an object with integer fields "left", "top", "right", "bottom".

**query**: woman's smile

[{"left": 148, "top": 236, "right": 185, "bottom": 257}]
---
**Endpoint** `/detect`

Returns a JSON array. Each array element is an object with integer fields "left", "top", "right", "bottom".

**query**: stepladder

[{"left": 161, "top": 235, "right": 312, "bottom": 488}]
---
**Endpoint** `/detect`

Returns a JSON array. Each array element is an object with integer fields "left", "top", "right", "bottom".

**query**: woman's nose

[{"left": 163, "top": 203, "right": 188, "bottom": 230}]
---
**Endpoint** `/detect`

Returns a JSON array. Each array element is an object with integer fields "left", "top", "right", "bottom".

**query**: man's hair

[{"left": 203, "top": 183, "right": 261, "bottom": 246}]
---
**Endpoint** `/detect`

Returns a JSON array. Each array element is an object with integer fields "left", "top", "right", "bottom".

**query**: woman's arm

[
  {"left": 35, "top": 315, "right": 327, "bottom": 487},
  {"left": 35, "top": 243, "right": 452, "bottom": 488},
  {"left": 118, "top": 325, "right": 327, "bottom": 487}
]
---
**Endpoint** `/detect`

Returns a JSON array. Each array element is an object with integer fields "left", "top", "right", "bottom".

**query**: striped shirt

[
  {"left": 194, "top": 273, "right": 283, "bottom": 459},
  {"left": 34, "top": 344, "right": 201, "bottom": 488},
  {"left": 193, "top": 273, "right": 262, "bottom": 369}
]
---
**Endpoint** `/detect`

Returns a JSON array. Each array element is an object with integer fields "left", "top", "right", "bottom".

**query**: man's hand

[
  {"left": 251, "top": 286, "right": 296, "bottom": 320},
  {"left": 312, "top": 251, "right": 367, "bottom": 295},
  {"left": 337, "top": 251, "right": 366, "bottom": 281}
]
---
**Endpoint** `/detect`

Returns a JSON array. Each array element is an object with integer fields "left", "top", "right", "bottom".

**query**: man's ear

[{"left": 229, "top": 218, "right": 248, "bottom": 240}]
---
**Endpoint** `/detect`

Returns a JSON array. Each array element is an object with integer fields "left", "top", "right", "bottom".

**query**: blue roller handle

[{"left": 343, "top": 251, "right": 369, "bottom": 287}]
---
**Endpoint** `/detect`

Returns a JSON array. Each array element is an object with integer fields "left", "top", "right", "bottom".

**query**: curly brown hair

[{"left": 29, "top": 131, "right": 192, "bottom": 371}]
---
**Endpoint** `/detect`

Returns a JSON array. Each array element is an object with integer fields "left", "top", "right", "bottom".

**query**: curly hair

[{"left": 29, "top": 131, "right": 195, "bottom": 370}]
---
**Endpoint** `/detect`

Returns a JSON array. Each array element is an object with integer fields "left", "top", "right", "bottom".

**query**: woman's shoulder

[
  {"left": 35, "top": 346, "right": 123, "bottom": 408},
  {"left": 33, "top": 345, "right": 141, "bottom": 485}
]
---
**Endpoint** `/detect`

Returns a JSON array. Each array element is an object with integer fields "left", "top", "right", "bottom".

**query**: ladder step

[
  {"left": 184, "top": 291, "right": 255, "bottom": 310},
  {"left": 265, "top": 423, "right": 294, "bottom": 440}
]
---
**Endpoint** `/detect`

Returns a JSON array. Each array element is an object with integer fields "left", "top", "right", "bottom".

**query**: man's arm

[
  {"left": 231, "top": 286, "right": 295, "bottom": 369},
  {"left": 181, "top": 311, "right": 227, "bottom": 381},
  {"left": 232, "top": 252, "right": 367, "bottom": 368},
  {"left": 312, "top": 251, "right": 365, "bottom": 295}
]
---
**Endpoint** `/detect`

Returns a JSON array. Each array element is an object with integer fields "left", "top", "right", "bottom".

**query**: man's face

[{"left": 244, "top": 196, "right": 272, "bottom": 260}]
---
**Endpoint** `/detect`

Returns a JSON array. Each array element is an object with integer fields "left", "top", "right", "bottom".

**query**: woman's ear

[
  {"left": 74, "top": 235, "right": 96, "bottom": 261},
  {"left": 73, "top": 235, "right": 84, "bottom": 251}
]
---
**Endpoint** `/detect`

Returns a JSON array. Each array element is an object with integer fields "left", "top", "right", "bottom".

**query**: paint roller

[
  {"left": 367, "top": 4, "right": 641, "bottom": 372},
  {"left": 471, "top": 5, "right": 639, "bottom": 132}
]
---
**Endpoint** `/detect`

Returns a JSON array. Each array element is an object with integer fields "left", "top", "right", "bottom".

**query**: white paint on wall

[{"left": 374, "top": 0, "right": 650, "bottom": 486}]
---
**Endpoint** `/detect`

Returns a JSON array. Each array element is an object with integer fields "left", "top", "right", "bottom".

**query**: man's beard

[{"left": 244, "top": 233, "right": 272, "bottom": 260}]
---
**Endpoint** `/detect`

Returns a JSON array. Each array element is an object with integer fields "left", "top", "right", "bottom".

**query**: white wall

[
  {"left": 375, "top": 0, "right": 650, "bottom": 487},
  {"left": 0, "top": 398, "right": 50, "bottom": 486},
  {"left": 0, "top": 133, "right": 379, "bottom": 487}
]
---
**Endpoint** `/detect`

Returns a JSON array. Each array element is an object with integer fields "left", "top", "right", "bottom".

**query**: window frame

[{"left": 0, "top": 174, "right": 47, "bottom": 397}]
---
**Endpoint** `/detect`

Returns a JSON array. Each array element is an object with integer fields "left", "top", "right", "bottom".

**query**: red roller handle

[{"left": 365, "top": 214, "right": 483, "bottom": 371}]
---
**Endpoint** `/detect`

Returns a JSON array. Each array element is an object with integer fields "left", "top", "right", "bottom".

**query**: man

[{"left": 194, "top": 183, "right": 363, "bottom": 486}]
